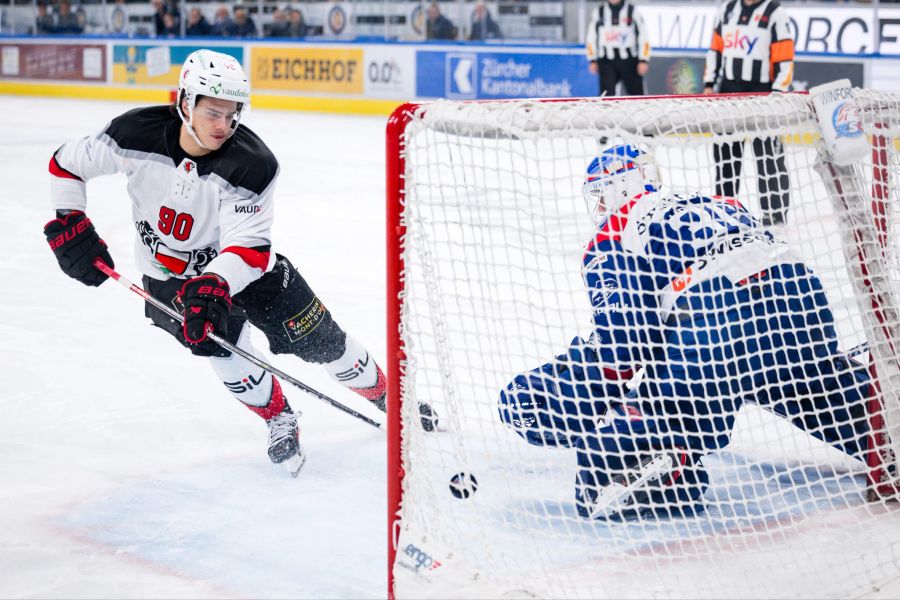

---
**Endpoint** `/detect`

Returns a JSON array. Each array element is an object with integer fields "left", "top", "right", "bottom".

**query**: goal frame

[{"left": 385, "top": 93, "right": 900, "bottom": 598}]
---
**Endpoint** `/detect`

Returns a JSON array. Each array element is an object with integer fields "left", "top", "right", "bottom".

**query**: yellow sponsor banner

[
  {"left": 251, "top": 47, "right": 364, "bottom": 95},
  {"left": 112, "top": 64, "right": 181, "bottom": 86}
]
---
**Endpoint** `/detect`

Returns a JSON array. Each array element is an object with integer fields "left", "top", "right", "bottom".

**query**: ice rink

[
  {"left": 3, "top": 95, "right": 900, "bottom": 600},
  {"left": 1, "top": 96, "right": 390, "bottom": 598}
]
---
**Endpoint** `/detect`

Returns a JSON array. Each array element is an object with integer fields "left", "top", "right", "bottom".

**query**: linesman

[
  {"left": 585, "top": 0, "right": 650, "bottom": 97},
  {"left": 703, "top": 0, "right": 795, "bottom": 226}
]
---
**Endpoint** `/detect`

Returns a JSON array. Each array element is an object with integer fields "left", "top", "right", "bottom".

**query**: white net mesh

[{"left": 391, "top": 91, "right": 900, "bottom": 599}]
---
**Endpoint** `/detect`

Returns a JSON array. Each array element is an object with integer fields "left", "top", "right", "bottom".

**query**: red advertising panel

[{"left": 0, "top": 43, "right": 106, "bottom": 81}]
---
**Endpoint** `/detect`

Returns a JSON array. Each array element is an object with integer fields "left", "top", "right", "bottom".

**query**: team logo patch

[
  {"left": 590, "top": 279, "right": 619, "bottom": 307},
  {"left": 832, "top": 102, "right": 863, "bottom": 138},
  {"left": 136, "top": 220, "right": 216, "bottom": 277},
  {"left": 282, "top": 297, "right": 327, "bottom": 342},
  {"left": 177, "top": 158, "right": 198, "bottom": 178}
]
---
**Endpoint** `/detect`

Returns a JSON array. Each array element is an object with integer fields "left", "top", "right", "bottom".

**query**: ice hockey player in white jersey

[
  {"left": 498, "top": 144, "right": 871, "bottom": 520},
  {"left": 43, "top": 49, "right": 417, "bottom": 476}
]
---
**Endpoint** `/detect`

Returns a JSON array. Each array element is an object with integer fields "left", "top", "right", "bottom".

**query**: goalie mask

[
  {"left": 176, "top": 49, "right": 251, "bottom": 150},
  {"left": 582, "top": 144, "right": 661, "bottom": 225}
]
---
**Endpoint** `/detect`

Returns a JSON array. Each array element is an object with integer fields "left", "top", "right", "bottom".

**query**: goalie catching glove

[
  {"left": 44, "top": 211, "right": 114, "bottom": 287},
  {"left": 179, "top": 274, "right": 231, "bottom": 356}
]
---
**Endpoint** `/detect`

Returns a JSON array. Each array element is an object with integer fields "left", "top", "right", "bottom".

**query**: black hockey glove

[
  {"left": 44, "top": 211, "right": 114, "bottom": 287},
  {"left": 179, "top": 274, "right": 231, "bottom": 355}
]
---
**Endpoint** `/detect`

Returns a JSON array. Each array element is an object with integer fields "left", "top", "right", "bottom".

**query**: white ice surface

[
  {"left": 3, "top": 96, "right": 900, "bottom": 600},
  {"left": 1, "top": 97, "right": 389, "bottom": 599}
]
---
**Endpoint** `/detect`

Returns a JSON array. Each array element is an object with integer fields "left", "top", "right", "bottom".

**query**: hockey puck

[{"left": 449, "top": 472, "right": 478, "bottom": 499}]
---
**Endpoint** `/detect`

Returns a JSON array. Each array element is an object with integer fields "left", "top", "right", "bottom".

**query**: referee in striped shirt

[
  {"left": 585, "top": 0, "right": 650, "bottom": 97},
  {"left": 703, "top": 0, "right": 794, "bottom": 226}
]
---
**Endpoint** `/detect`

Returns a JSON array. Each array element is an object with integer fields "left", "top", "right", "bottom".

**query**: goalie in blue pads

[{"left": 498, "top": 144, "right": 871, "bottom": 521}]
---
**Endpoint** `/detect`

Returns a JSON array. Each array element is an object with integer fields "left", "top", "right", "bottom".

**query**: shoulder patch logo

[{"left": 235, "top": 204, "right": 261, "bottom": 214}]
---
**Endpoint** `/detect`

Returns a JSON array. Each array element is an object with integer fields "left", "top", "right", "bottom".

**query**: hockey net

[{"left": 386, "top": 90, "right": 900, "bottom": 599}]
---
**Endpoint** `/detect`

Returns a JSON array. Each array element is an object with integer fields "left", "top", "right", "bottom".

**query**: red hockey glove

[
  {"left": 44, "top": 211, "right": 114, "bottom": 287},
  {"left": 179, "top": 275, "right": 232, "bottom": 353}
]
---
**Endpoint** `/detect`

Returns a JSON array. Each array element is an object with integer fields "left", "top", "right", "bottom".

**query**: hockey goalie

[{"left": 497, "top": 144, "right": 874, "bottom": 521}]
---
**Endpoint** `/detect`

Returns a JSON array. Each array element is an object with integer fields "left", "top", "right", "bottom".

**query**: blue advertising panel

[
  {"left": 111, "top": 45, "right": 244, "bottom": 86},
  {"left": 416, "top": 50, "right": 596, "bottom": 100}
]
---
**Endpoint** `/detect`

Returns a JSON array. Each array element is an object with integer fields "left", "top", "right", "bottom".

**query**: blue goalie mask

[{"left": 582, "top": 144, "right": 661, "bottom": 224}]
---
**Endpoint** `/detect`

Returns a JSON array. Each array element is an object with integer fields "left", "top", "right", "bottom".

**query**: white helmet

[
  {"left": 176, "top": 49, "right": 251, "bottom": 148},
  {"left": 582, "top": 144, "right": 661, "bottom": 224}
]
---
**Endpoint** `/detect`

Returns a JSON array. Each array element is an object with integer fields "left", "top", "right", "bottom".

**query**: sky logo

[
  {"left": 724, "top": 32, "right": 759, "bottom": 55},
  {"left": 446, "top": 53, "right": 477, "bottom": 99}
]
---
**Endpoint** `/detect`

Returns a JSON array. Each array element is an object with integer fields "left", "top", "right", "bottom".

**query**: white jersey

[
  {"left": 49, "top": 105, "right": 279, "bottom": 294},
  {"left": 585, "top": 0, "right": 650, "bottom": 62}
]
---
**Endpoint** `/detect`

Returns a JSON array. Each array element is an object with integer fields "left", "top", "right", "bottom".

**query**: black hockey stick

[{"left": 94, "top": 259, "right": 383, "bottom": 430}]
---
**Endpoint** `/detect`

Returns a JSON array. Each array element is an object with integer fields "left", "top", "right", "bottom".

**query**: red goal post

[{"left": 386, "top": 90, "right": 900, "bottom": 599}]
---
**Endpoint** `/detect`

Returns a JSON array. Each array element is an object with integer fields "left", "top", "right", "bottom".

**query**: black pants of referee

[
  {"left": 712, "top": 79, "right": 791, "bottom": 226},
  {"left": 595, "top": 57, "right": 645, "bottom": 97}
]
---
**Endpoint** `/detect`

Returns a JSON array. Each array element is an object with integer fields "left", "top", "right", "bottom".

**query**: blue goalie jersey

[{"left": 581, "top": 191, "right": 793, "bottom": 373}]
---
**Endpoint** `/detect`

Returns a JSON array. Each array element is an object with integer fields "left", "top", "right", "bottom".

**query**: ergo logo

[{"left": 404, "top": 543, "right": 442, "bottom": 571}]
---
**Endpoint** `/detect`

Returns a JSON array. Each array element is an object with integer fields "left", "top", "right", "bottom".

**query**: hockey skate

[
  {"left": 266, "top": 404, "right": 306, "bottom": 477},
  {"left": 580, "top": 447, "right": 690, "bottom": 521}
]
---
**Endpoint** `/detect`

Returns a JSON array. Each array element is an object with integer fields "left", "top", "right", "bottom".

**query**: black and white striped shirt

[
  {"left": 585, "top": 0, "right": 650, "bottom": 62},
  {"left": 703, "top": 0, "right": 794, "bottom": 91}
]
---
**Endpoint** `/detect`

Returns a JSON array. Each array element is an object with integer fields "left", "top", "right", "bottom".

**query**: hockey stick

[
  {"left": 846, "top": 341, "right": 870, "bottom": 359},
  {"left": 93, "top": 259, "right": 383, "bottom": 430}
]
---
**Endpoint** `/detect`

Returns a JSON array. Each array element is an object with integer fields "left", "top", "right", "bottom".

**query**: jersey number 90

[{"left": 158, "top": 206, "right": 194, "bottom": 241}]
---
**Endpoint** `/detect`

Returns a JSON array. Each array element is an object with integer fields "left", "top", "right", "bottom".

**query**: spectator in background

[
  {"left": 152, "top": 0, "right": 181, "bottom": 37},
  {"left": 287, "top": 7, "right": 309, "bottom": 38},
  {"left": 703, "top": 0, "right": 794, "bottom": 226},
  {"left": 35, "top": 2, "right": 57, "bottom": 34},
  {"left": 56, "top": 0, "right": 84, "bottom": 34},
  {"left": 585, "top": 0, "right": 650, "bottom": 96},
  {"left": 469, "top": 1, "right": 501, "bottom": 41},
  {"left": 267, "top": 7, "right": 291, "bottom": 37},
  {"left": 426, "top": 1, "right": 456, "bottom": 40},
  {"left": 211, "top": 6, "right": 232, "bottom": 36},
  {"left": 161, "top": 12, "right": 180, "bottom": 37},
  {"left": 225, "top": 5, "right": 258, "bottom": 37},
  {"left": 186, "top": 7, "right": 213, "bottom": 36}
]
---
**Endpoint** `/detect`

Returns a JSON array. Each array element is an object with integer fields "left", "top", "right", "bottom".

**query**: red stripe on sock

[
  {"left": 349, "top": 365, "right": 387, "bottom": 403},
  {"left": 245, "top": 377, "right": 286, "bottom": 420}
]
